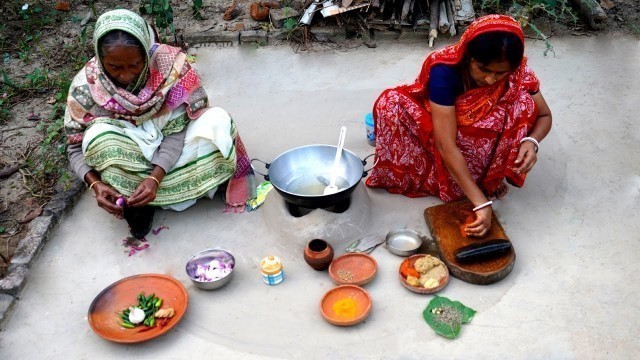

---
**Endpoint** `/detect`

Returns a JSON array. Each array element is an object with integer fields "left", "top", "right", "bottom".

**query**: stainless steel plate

[{"left": 385, "top": 229, "right": 423, "bottom": 257}]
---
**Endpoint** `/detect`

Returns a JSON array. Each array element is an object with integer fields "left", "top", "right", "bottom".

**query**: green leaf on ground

[{"left": 422, "top": 295, "right": 476, "bottom": 339}]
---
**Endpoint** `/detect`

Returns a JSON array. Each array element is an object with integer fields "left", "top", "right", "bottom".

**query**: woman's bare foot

[{"left": 489, "top": 182, "right": 509, "bottom": 200}]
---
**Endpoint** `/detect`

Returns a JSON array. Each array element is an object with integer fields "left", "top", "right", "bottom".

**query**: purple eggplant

[{"left": 454, "top": 239, "right": 512, "bottom": 264}]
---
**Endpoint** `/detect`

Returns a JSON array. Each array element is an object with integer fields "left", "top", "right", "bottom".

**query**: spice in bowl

[
  {"left": 332, "top": 297, "right": 357, "bottom": 319},
  {"left": 320, "top": 285, "right": 372, "bottom": 326},
  {"left": 336, "top": 269, "right": 355, "bottom": 282}
]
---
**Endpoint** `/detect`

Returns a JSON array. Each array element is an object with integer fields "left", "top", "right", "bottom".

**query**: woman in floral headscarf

[
  {"left": 65, "top": 9, "right": 255, "bottom": 239},
  {"left": 366, "top": 15, "right": 552, "bottom": 237}
]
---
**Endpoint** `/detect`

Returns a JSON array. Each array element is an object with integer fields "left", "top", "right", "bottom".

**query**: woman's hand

[
  {"left": 513, "top": 141, "right": 537, "bottom": 174},
  {"left": 513, "top": 91, "right": 552, "bottom": 175},
  {"left": 92, "top": 182, "right": 124, "bottom": 218},
  {"left": 465, "top": 207, "right": 492, "bottom": 237},
  {"left": 126, "top": 178, "right": 158, "bottom": 207},
  {"left": 431, "top": 101, "right": 494, "bottom": 235}
]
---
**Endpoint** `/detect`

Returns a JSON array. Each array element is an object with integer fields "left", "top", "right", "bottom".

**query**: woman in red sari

[{"left": 366, "top": 15, "right": 552, "bottom": 237}]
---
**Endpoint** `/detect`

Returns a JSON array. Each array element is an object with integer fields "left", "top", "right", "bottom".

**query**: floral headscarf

[{"left": 65, "top": 9, "right": 208, "bottom": 145}]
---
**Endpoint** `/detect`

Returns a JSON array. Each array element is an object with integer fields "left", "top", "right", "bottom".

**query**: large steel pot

[{"left": 252, "top": 145, "right": 374, "bottom": 209}]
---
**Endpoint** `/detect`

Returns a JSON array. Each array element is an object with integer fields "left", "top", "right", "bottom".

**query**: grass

[{"left": 0, "top": 0, "right": 92, "bottom": 197}]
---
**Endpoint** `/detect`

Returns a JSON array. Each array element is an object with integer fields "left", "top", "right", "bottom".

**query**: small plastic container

[
  {"left": 364, "top": 113, "right": 375, "bottom": 147},
  {"left": 261, "top": 255, "right": 284, "bottom": 285}
]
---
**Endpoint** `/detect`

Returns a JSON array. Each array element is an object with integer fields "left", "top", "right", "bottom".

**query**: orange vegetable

[{"left": 400, "top": 260, "right": 420, "bottom": 279}]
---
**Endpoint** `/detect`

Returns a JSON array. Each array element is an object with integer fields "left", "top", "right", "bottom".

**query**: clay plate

[
  {"left": 88, "top": 274, "right": 188, "bottom": 343},
  {"left": 328, "top": 253, "right": 378, "bottom": 286},
  {"left": 399, "top": 254, "right": 449, "bottom": 294},
  {"left": 320, "top": 285, "right": 372, "bottom": 326}
]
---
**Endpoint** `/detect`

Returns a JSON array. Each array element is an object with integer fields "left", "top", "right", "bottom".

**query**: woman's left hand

[
  {"left": 127, "top": 178, "right": 158, "bottom": 207},
  {"left": 512, "top": 141, "right": 537, "bottom": 175}
]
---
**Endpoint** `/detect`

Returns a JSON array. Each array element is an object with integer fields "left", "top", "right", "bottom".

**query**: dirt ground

[{"left": 0, "top": 0, "right": 638, "bottom": 278}]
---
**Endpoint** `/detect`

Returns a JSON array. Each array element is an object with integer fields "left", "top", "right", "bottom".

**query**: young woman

[
  {"left": 366, "top": 15, "right": 552, "bottom": 237},
  {"left": 65, "top": 9, "right": 256, "bottom": 239}
]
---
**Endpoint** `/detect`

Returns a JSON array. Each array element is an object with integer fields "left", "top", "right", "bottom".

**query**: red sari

[{"left": 365, "top": 15, "right": 540, "bottom": 202}]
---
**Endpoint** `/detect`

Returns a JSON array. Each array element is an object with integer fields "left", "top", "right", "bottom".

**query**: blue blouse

[{"left": 428, "top": 64, "right": 463, "bottom": 106}]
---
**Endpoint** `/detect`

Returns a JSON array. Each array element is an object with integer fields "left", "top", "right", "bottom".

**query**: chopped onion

[{"left": 195, "top": 259, "right": 232, "bottom": 282}]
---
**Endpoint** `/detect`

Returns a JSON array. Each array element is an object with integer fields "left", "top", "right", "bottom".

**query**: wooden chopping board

[{"left": 424, "top": 200, "right": 515, "bottom": 285}]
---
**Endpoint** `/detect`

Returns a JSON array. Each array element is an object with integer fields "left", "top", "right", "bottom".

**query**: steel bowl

[
  {"left": 185, "top": 249, "right": 235, "bottom": 290},
  {"left": 385, "top": 229, "right": 423, "bottom": 257}
]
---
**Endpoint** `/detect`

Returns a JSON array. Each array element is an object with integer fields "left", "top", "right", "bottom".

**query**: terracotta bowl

[
  {"left": 320, "top": 285, "right": 372, "bottom": 326},
  {"left": 328, "top": 253, "right": 378, "bottom": 286},
  {"left": 87, "top": 274, "right": 188, "bottom": 343},
  {"left": 399, "top": 254, "right": 449, "bottom": 294}
]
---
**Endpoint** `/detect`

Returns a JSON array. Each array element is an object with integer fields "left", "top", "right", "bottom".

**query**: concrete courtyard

[{"left": 1, "top": 36, "right": 639, "bottom": 359}]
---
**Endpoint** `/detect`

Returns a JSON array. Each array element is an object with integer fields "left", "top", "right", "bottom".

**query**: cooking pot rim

[
  {"left": 269, "top": 144, "right": 362, "bottom": 165},
  {"left": 269, "top": 144, "right": 364, "bottom": 198}
]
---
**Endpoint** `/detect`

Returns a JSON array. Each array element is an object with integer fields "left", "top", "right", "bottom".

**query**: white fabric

[
  {"left": 81, "top": 111, "right": 172, "bottom": 161},
  {"left": 184, "top": 107, "right": 233, "bottom": 158},
  {"left": 81, "top": 107, "right": 234, "bottom": 212},
  {"left": 163, "top": 107, "right": 233, "bottom": 211}
]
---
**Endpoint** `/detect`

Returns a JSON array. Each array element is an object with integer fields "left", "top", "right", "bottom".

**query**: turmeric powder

[{"left": 333, "top": 298, "right": 357, "bottom": 318}]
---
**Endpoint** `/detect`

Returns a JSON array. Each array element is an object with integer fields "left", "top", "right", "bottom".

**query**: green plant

[
  {"left": 192, "top": 0, "right": 203, "bottom": 20},
  {"left": 23, "top": 74, "right": 72, "bottom": 198},
  {"left": 139, "top": 0, "right": 175, "bottom": 41},
  {"left": 18, "top": 34, "right": 34, "bottom": 61},
  {"left": 631, "top": 23, "right": 640, "bottom": 38},
  {"left": 282, "top": 7, "right": 298, "bottom": 31},
  {"left": 25, "top": 68, "right": 50, "bottom": 87},
  {"left": 480, "top": 0, "right": 577, "bottom": 56}
]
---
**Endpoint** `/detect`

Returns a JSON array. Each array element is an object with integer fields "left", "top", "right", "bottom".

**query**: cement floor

[{"left": 1, "top": 37, "right": 639, "bottom": 359}]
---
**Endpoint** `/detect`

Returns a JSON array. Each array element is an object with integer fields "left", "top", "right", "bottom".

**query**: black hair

[
  {"left": 97, "top": 30, "right": 145, "bottom": 59},
  {"left": 466, "top": 31, "right": 524, "bottom": 69}
]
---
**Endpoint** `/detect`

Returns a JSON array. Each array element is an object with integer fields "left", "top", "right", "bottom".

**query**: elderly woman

[
  {"left": 65, "top": 9, "right": 255, "bottom": 239},
  {"left": 366, "top": 15, "right": 552, "bottom": 237}
]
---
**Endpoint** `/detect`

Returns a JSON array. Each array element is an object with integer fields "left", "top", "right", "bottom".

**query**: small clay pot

[{"left": 304, "top": 239, "right": 334, "bottom": 271}]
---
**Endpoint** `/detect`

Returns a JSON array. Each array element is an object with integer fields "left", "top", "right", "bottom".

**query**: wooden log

[
  {"left": 568, "top": 0, "right": 607, "bottom": 29},
  {"left": 428, "top": 0, "right": 439, "bottom": 47},
  {"left": 445, "top": 0, "right": 456, "bottom": 36},
  {"left": 438, "top": 0, "right": 449, "bottom": 33},
  {"left": 400, "top": 0, "right": 413, "bottom": 22},
  {"left": 424, "top": 200, "right": 516, "bottom": 285},
  {"left": 454, "top": 0, "right": 475, "bottom": 24}
]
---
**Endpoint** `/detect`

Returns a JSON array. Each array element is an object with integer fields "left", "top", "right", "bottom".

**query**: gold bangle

[
  {"left": 88, "top": 180, "right": 102, "bottom": 190},
  {"left": 147, "top": 176, "right": 160, "bottom": 187}
]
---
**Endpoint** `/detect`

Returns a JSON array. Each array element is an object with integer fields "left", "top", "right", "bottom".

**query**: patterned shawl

[{"left": 64, "top": 9, "right": 208, "bottom": 145}]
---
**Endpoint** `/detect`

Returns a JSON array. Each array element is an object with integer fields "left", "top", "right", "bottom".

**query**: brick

[
  {"left": 270, "top": 7, "right": 299, "bottom": 29},
  {"left": 239, "top": 30, "right": 267, "bottom": 43},
  {"left": 9, "top": 216, "right": 52, "bottom": 267},
  {"left": 0, "top": 265, "right": 28, "bottom": 297},
  {"left": 183, "top": 30, "right": 239, "bottom": 46}
]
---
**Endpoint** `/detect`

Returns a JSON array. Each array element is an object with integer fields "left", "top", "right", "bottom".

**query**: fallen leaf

[
  {"left": 55, "top": 1, "right": 71, "bottom": 11},
  {"left": 600, "top": 0, "right": 615, "bottom": 10},
  {"left": 46, "top": 96, "right": 56, "bottom": 104},
  {"left": 18, "top": 205, "right": 43, "bottom": 224}
]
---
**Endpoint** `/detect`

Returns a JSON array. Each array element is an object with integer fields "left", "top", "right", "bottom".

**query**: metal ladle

[{"left": 323, "top": 126, "right": 347, "bottom": 195}]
